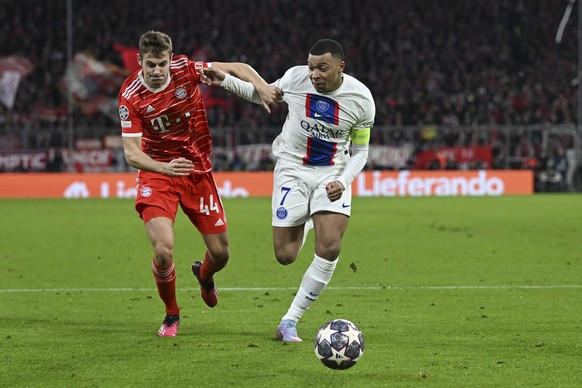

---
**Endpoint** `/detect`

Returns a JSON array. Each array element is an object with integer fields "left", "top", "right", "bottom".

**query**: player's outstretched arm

[{"left": 211, "top": 62, "right": 280, "bottom": 112}]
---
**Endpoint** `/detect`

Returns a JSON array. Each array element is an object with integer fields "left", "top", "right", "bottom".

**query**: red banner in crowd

[
  {"left": 0, "top": 149, "right": 113, "bottom": 172},
  {"left": 113, "top": 44, "right": 140, "bottom": 73},
  {"left": 0, "top": 150, "right": 47, "bottom": 172},
  {"left": 0, "top": 170, "right": 533, "bottom": 198},
  {"left": 415, "top": 145, "right": 492, "bottom": 169}
]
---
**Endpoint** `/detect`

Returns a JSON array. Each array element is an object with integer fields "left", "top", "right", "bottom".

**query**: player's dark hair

[
  {"left": 139, "top": 31, "right": 173, "bottom": 58},
  {"left": 309, "top": 39, "right": 344, "bottom": 60}
]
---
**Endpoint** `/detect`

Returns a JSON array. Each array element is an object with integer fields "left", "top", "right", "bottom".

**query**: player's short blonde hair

[{"left": 139, "top": 31, "right": 173, "bottom": 58}]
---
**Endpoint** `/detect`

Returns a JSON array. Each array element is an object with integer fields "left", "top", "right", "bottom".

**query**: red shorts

[{"left": 135, "top": 170, "right": 227, "bottom": 234}]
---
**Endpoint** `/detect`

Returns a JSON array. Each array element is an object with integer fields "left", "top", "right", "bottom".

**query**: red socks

[
  {"left": 152, "top": 259, "right": 180, "bottom": 315},
  {"left": 200, "top": 251, "right": 223, "bottom": 281}
]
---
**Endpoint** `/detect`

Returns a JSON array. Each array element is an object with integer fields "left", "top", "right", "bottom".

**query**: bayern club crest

[
  {"left": 140, "top": 186, "right": 153, "bottom": 197},
  {"left": 175, "top": 87, "right": 187, "bottom": 99}
]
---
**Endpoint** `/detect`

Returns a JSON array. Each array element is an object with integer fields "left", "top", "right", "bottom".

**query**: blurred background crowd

[{"left": 0, "top": 0, "right": 579, "bottom": 190}]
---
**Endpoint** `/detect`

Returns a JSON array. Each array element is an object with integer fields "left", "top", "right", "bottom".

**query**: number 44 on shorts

[{"left": 200, "top": 195, "right": 219, "bottom": 215}]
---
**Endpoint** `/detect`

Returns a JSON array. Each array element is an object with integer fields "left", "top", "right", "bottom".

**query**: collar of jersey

[{"left": 138, "top": 70, "right": 172, "bottom": 93}]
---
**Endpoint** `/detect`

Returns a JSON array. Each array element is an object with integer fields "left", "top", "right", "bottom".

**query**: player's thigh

[
  {"left": 144, "top": 216, "right": 175, "bottom": 259},
  {"left": 312, "top": 212, "right": 349, "bottom": 259},
  {"left": 272, "top": 160, "right": 313, "bottom": 227},
  {"left": 272, "top": 225, "right": 304, "bottom": 248},
  {"left": 313, "top": 212, "right": 349, "bottom": 243}
]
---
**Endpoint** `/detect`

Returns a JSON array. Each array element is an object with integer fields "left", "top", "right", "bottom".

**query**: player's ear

[
  {"left": 137, "top": 54, "right": 143, "bottom": 66},
  {"left": 339, "top": 61, "right": 345, "bottom": 72}
]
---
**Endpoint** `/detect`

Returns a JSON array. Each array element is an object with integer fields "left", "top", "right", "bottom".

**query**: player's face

[
  {"left": 307, "top": 53, "right": 345, "bottom": 93},
  {"left": 138, "top": 51, "right": 172, "bottom": 88}
]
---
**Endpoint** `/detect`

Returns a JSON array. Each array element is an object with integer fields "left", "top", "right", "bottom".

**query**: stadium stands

[{"left": 0, "top": 0, "right": 579, "bottom": 190}]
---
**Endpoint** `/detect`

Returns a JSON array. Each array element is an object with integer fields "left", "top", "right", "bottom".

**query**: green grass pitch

[{"left": 1, "top": 195, "right": 581, "bottom": 387}]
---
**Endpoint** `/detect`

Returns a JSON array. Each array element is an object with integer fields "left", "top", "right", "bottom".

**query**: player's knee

[
  {"left": 274, "top": 249, "right": 298, "bottom": 265},
  {"left": 209, "top": 246, "right": 230, "bottom": 266},
  {"left": 154, "top": 245, "right": 174, "bottom": 267},
  {"left": 316, "top": 242, "right": 341, "bottom": 261}
]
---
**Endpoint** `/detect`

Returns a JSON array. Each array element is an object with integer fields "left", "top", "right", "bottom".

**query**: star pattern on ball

[
  {"left": 345, "top": 327, "right": 361, "bottom": 344},
  {"left": 318, "top": 323, "right": 337, "bottom": 343}
]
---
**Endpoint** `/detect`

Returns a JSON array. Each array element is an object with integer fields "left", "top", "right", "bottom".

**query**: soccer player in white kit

[{"left": 202, "top": 39, "right": 375, "bottom": 342}]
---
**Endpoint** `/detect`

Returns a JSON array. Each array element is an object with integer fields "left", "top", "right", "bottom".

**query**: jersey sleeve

[
  {"left": 350, "top": 91, "right": 375, "bottom": 145},
  {"left": 354, "top": 93, "right": 376, "bottom": 130},
  {"left": 118, "top": 89, "right": 142, "bottom": 137},
  {"left": 189, "top": 59, "right": 209, "bottom": 84}
]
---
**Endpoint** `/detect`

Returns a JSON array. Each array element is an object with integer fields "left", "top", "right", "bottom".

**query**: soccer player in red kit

[{"left": 118, "top": 31, "right": 279, "bottom": 337}]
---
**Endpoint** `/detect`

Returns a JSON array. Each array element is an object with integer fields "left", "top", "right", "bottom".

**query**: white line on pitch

[{"left": 0, "top": 285, "right": 581, "bottom": 293}]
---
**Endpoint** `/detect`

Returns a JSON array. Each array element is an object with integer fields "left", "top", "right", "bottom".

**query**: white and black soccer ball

[{"left": 314, "top": 319, "right": 364, "bottom": 370}]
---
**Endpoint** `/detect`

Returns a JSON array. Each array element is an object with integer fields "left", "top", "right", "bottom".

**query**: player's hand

[
  {"left": 257, "top": 84, "right": 282, "bottom": 113},
  {"left": 201, "top": 67, "right": 226, "bottom": 86},
  {"left": 165, "top": 157, "right": 195, "bottom": 177},
  {"left": 326, "top": 180, "right": 345, "bottom": 202}
]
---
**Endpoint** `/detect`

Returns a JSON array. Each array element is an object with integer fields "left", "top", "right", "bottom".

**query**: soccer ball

[{"left": 314, "top": 319, "right": 364, "bottom": 370}]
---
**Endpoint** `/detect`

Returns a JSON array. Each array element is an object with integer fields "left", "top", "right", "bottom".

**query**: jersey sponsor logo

[
  {"left": 276, "top": 206, "right": 288, "bottom": 219},
  {"left": 300, "top": 120, "right": 342, "bottom": 141},
  {"left": 121, "top": 120, "right": 132, "bottom": 128},
  {"left": 151, "top": 114, "right": 171, "bottom": 133},
  {"left": 119, "top": 105, "right": 129, "bottom": 120},
  {"left": 140, "top": 186, "right": 153, "bottom": 197},
  {"left": 175, "top": 87, "right": 187, "bottom": 99},
  {"left": 305, "top": 94, "right": 339, "bottom": 125}
]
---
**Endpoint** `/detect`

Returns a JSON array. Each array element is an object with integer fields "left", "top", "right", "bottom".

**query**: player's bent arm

[
  {"left": 336, "top": 128, "right": 371, "bottom": 190},
  {"left": 123, "top": 136, "right": 164, "bottom": 173},
  {"left": 122, "top": 137, "right": 194, "bottom": 176}
]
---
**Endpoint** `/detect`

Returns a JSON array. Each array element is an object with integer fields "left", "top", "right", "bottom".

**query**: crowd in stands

[{"left": 0, "top": 0, "right": 578, "bottom": 189}]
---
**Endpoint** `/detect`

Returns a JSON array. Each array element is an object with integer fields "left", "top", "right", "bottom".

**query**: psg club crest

[{"left": 276, "top": 207, "right": 288, "bottom": 220}]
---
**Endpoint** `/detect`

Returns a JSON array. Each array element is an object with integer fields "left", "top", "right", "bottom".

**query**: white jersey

[{"left": 272, "top": 65, "right": 375, "bottom": 167}]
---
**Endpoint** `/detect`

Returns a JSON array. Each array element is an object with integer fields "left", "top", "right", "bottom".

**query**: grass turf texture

[{"left": 1, "top": 195, "right": 581, "bottom": 387}]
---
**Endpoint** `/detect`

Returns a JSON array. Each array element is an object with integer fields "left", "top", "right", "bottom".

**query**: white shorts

[{"left": 272, "top": 158, "right": 352, "bottom": 227}]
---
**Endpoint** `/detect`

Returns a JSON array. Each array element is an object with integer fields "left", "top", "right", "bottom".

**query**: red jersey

[{"left": 118, "top": 55, "right": 213, "bottom": 172}]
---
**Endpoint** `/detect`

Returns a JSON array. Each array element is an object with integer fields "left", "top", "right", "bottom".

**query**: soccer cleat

[
  {"left": 157, "top": 314, "right": 180, "bottom": 337},
  {"left": 276, "top": 319, "right": 303, "bottom": 343},
  {"left": 192, "top": 261, "right": 218, "bottom": 307}
]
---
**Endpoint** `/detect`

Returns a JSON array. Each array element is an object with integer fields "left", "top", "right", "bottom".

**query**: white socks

[{"left": 282, "top": 254, "right": 338, "bottom": 322}]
